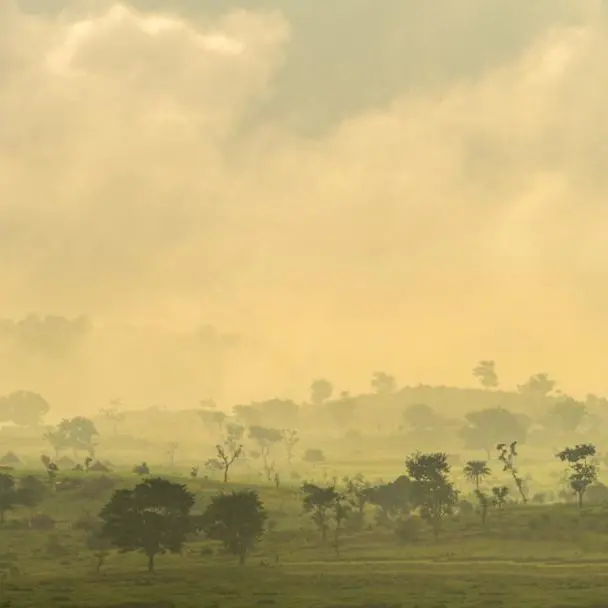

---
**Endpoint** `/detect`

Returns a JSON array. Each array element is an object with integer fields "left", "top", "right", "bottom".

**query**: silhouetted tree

[
  {"left": 303, "top": 448, "right": 325, "bottom": 468},
  {"left": 208, "top": 424, "right": 243, "bottom": 483},
  {"left": 460, "top": 408, "right": 526, "bottom": 459},
  {"left": 98, "top": 478, "right": 196, "bottom": 572},
  {"left": 405, "top": 452, "right": 458, "bottom": 538},
  {"left": 0, "top": 390, "right": 50, "bottom": 426},
  {"left": 556, "top": 443, "right": 598, "bottom": 508},
  {"left": 543, "top": 398, "right": 587, "bottom": 434},
  {"left": 0, "top": 474, "right": 18, "bottom": 523},
  {"left": 201, "top": 490, "right": 267, "bottom": 564},
  {"left": 497, "top": 442, "right": 527, "bottom": 503},
  {"left": 463, "top": 460, "right": 491, "bottom": 491},
  {"left": 517, "top": 373, "right": 556, "bottom": 397},
  {"left": 283, "top": 429, "right": 299, "bottom": 465},
  {"left": 371, "top": 371, "right": 397, "bottom": 395},
  {"left": 248, "top": 426, "right": 282, "bottom": 481},
  {"left": 472, "top": 360, "right": 498, "bottom": 389},
  {"left": 310, "top": 379, "right": 333, "bottom": 406}
]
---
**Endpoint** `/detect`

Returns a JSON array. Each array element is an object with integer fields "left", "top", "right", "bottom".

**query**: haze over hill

[{"left": 2, "top": 0, "right": 608, "bottom": 413}]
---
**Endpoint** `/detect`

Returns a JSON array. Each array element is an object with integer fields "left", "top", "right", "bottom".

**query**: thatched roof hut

[{"left": 0, "top": 451, "right": 20, "bottom": 465}]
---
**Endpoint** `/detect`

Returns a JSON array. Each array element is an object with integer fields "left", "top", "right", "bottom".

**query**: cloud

[{"left": 1, "top": 1, "right": 608, "bottom": 407}]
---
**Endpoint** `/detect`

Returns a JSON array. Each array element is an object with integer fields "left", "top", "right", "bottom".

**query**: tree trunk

[
  {"left": 147, "top": 553, "right": 155, "bottom": 572},
  {"left": 578, "top": 491, "right": 583, "bottom": 509},
  {"left": 239, "top": 549, "right": 246, "bottom": 565},
  {"left": 223, "top": 466, "right": 229, "bottom": 483}
]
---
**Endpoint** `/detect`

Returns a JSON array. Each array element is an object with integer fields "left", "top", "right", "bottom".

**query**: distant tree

[
  {"left": 201, "top": 490, "right": 267, "bottom": 565},
  {"left": 474, "top": 490, "right": 491, "bottom": 525},
  {"left": 301, "top": 483, "right": 345, "bottom": 543},
  {"left": 47, "top": 417, "right": 98, "bottom": 458},
  {"left": 517, "top": 373, "right": 556, "bottom": 397},
  {"left": 283, "top": 429, "right": 299, "bottom": 465},
  {"left": 366, "top": 476, "right": 412, "bottom": 527},
  {"left": 98, "top": 406, "right": 125, "bottom": 436},
  {"left": 543, "top": 397, "right": 587, "bottom": 434},
  {"left": 370, "top": 371, "right": 397, "bottom": 395},
  {"left": 310, "top": 379, "right": 333, "bottom": 406},
  {"left": 166, "top": 442, "right": 179, "bottom": 469},
  {"left": 0, "top": 390, "right": 50, "bottom": 426},
  {"left": 460, "top": 408, "right": 526, "bottom": 459},
  {"left": 342, "top": 474, "right": 372, "bottom": 530},
  {"left": 556, "top": 443, "right": 598, "bottom": 508},
  {"left": 98, "top": 477, "right": 196, "bottom": 572},
  {"left": 405, "top": 452, "right": 458, "bottom": 538},
  {"left": 248, "top": 426, "right": 283, "bottom": 481},
  {"left": 323, "top": 398, "right": 357, "bottom": 428},
  {"left": 197, "top": 407, "right": 226, "bottom": 437},
  {"left": 232, "top": 405, "right": 260, "bottom": 427},
  {"left": 0, "top": 474, "right": 18, "bottom": 523},
  {"left": 86, "top": 528, "right": 113, "bottom": 574},
  {"left": 402, "top": 403, "right": 441, "bottom": 432},
  {"left": 463, "top": 460, "right": 491, "bottom": 491},
  {"left": 472, "top": 360, "right": 498, "bottom": 389},
  {"left": 303, "top": 448, "right": 325, "bottom": 468},
  {"left": 497, "top": 442, "right": 527, "bottom": 503},
  {"left": 209, "top": 424, "right": 244, "bottom": 483},
  {"left": 491, "top": 486, "right": 509, "bottom": 509}
]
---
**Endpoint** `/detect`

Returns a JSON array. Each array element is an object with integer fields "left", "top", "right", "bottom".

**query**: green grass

[{"left": 2, "top": 470, "right": 608, "bottom": 607}]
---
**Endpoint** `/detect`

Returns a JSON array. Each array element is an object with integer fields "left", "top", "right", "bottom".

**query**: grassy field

[{"left": 1, "top": 468, "right": 608, "bottom": 608}]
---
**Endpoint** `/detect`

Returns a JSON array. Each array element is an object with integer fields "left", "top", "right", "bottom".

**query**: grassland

[{"left": 1, "top": 465, "right": 608, "bottom": 608}]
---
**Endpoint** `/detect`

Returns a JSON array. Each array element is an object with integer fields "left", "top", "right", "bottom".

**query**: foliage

[
  {"left": 463, "top": 460, "right": 491, "bottom": 490},
  {"left": 45, "top": 417, "right": 98, "bottom": 458},
  {"left": 497, "top": 442, "right": 527, "bottom": 503},
  {"left": 366, "top": 476, "right": 411, "bottom": 527},
  {"left": 301, "top": 483, "right": 349, "bottom": 550},
  {"left": 310, "top": 379, "right": 333, "bottom": 406},
  {"left": 543, "top": 398, "right": 587, "bottom": 434},
  {"left": 472, "top": 360, "right": 498, "bottom": 389},
  {"left": 556, "top": 443, "right": 598, "bottom": 508},
  {"left": 283, "top": 429, "right": 299, "bottom": 465},
  {"left": 200, "top": 490, "right": 267, "bottom": 564},
  {"left": 460, "top": 408, "right": 527, "bottom": 457},
  {"left": 248, "top": 426, "right": 283, "bottom": 480},
  {"left": 405, "top": 452, "right": 458, "bottom": 538},
  {"left": 303, "top": 448, "right": 325, "bottom": 466},
  {"left": 0, "top": 475, "right": 18, "bottom": 523},
  {"left": 211, "top": 424, "right": 244, "bottom": 483},
  {"left": 370, "top": 371, "right": 397, "bottom": 395},
  {"left": 517, "top": 373, "right": 556, "bottom": 397},
  {"left": 0, "top": 391, "right": 50, "bottom": 427},
  {"left": 98, "top": 477, "right": 196, "bottom": 572}
]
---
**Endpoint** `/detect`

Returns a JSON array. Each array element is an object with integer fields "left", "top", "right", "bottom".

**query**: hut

[
  {"left": 0, "top": 451, "right": 20, "bottom": 466},
  {"left": 88, "top": 460, "right": 110, "bottom": 472}
]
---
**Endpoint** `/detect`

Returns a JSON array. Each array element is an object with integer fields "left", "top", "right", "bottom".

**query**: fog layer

[{"left": 1, "top": 1, "right": 608, "bottom": 411}]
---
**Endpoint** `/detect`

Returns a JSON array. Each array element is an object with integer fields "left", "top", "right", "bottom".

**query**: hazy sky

[{"left": 2, "top": 1, "right": 608, "bottom": 408}]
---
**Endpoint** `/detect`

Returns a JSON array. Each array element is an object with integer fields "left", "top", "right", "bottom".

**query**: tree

[
  {"left": 248, "top": 426, "right": 283, "bottom": 481},
  {"left": 463, "top": 460, "right": 491, "bottom": 491},
  {"left": 402, "top": 403, "right": 441, "bottom": 432},
  {"left": 491, "top": 486, "right": 509, "bottom": 509},
  {"left": 310, "top": 379, "right": 333, "bottom": 406},
  {"left": 209, "top": 424, "right": 243, "bottom": 483},
  {"left": 0, "top": 474, "right": 18, "bottom": 523},
  {"left": 517, "top": 373, "right": 556, "bottom": 397},
  {"left": 303, "top": 448, "right": 325, "bottom": 468},
  {"left": 472, "top": 360, "right": 498, "bottom": 389},
  {"left": 497, "top": 442, "right": 527, "bottom": 503},
  {"left": 165, "top": 442, "right": 179, "bottom": 470},
  {"left": 49, "top": 417, "right": 99, "bottom": 458},
  {"left": 197, "top": 407, "right": 226, "bottom": 437},
  {"left": 201, "top": 490, "right": 267, "bottom": 564},
  {"left": 366, "top": 476, "right": 412, "bottom": 528},
  {"left": 343, "top": 474, "right": 372, "bottom": 530},
  {"left": 98, "top": 406, "right": 125, "bottom": 436},
  {"left": 283, "top": 429, "right": 299, "bottom": 465},
  {"left": 370, "top": 371, "right": 397, "bottom": 395},
  {"left": 98, "top": 477, "right": 196, "bottom": 572},
  {"left": 0, "top": 390, "right": 50, "bottom": 426},
  {"left": 301, "top": 483, "right": 346, "bottom": 543},
  {"left": 543, "top": 398, "right": 587, "bottom": 434},
  {"left": 405, "top": 452, "right": 458, "bottom": 538},
  {"left": 556, "top": 443, "right": 598, "bottom": 508},
  {"left": 459, "top": 408, "right": 526, "bottom": 459}
]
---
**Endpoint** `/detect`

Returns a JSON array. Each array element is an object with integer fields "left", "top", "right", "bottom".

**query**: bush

[{"left": 72, "top": 511, "right": 98, "bottom": 532}]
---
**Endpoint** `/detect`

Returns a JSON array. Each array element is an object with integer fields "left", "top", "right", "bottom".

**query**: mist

[{"left": 2, "top": 0, "right": 608, "bottom": 414}]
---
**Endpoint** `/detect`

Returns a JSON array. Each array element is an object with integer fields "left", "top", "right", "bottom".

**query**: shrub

[{"left": 30, "top": 514, "right": 55, "bottom": 531}]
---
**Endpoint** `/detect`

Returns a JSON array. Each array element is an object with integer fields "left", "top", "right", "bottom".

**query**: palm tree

[{"left": 463, "top": 460, "right": 491, "bottom": 491}]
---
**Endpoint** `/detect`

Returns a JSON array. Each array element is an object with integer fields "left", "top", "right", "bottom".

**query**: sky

[{"left": 1, "top": 1, "right": 608, "bottom": 411}]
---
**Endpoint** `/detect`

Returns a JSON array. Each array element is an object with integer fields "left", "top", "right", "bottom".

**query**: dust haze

[{"left": 2, "top": 0, "right": 608, "bottom": 414}]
